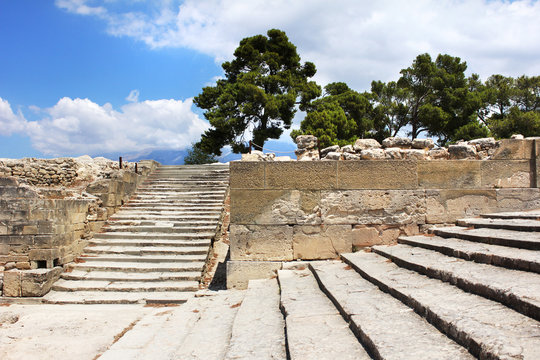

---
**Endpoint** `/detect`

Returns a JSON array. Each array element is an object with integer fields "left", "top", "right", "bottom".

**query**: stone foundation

[{"left": 227, "top": 138, "right": 540, "bottom": 289}]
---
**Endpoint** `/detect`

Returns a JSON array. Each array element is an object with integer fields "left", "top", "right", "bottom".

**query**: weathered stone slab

[
  {"left": 373, "top": 244, "right": 540, "bottom": 320},
  {"left": 495, "top": 188, "right": 540, "bottom": 211},
  {"left": 225, "top": 279, "right": 286, "bottom": 360},
  {"left": 481, "top": 160, "right": 532, "bottom": 188},
  {"left": 425, "top": 189, "right": 497, "bottom": 224},
  {"left": 418, "top": 161, "right": 481, "bottom": 189},
  {"left": 491, "top": 139, "right": 535, "bottom": 160},
  {"left": 320, "top": 190, "right": 426, "bottom": 225},
  {"left": 456, "top": 217, "right": 540, "bottom": 232},
  {"left": 230, "top": 189, "right": 321, "bottom": 225},
  {"left": 310, "top": 261, "right": 474, "bottom": 360},
  {"left": 343, "top": 252, "right": 540, "bottom": 359},
  {"left": 293, "top": 225, "right": 352, "bottom": 260},
  {"left": 230, "top": 224, "right": 293, "bottom": 261},
  {"left": 338, "top": 161, "right": 417, "bottom": 189},
  {"left": 230, "top": 162, "right": 265, "bottom": 189},
  {"left": 433, "top": 226, "right": 540, "bottom": 250},
  {"left": 3, "top": 267, "right": 63, "bottom": 297},
  {"left": 278, "top": 269, "right": 370, "bottom": 360},
  {"left": 226, "top": 260, "right": 282, "bottom": 290},
  {"left": 398, "top": 235, "right": 540, "bottom": 273},
  {"left": 265, "top": 162, "right": 337, "bottom": 190}
]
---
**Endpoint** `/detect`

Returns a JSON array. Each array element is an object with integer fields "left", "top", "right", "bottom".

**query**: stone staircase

[
  {"left": 99, "top": 210, "right": 539, "bottom": 359},
  {"left": 43, "top": 164, "right": 229, "bottom": 304}
]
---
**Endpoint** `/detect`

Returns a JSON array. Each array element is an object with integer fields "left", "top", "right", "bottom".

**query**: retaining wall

[
  {"left": 227, "top": 138, "right": 540, "bottom": 289},
  {"left": 0, "top": 159, "right": 159, "bottom": 296}
]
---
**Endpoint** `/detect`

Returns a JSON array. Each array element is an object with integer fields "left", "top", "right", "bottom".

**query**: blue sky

[{"left": 1, "top": 0, "right": 539, "bottom": 160}]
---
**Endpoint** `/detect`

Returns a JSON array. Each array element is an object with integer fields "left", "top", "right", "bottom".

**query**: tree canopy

[
  {"left": 194, "top": 29, "right": 320, "bottom": 155},
  {"left": 192, "top": 29, "right": 538, "bottom": 154}
]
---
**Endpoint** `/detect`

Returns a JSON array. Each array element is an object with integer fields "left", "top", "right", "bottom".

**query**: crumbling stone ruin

[{"left": 0, "top": 156, "right": 158, "bottom": 296}]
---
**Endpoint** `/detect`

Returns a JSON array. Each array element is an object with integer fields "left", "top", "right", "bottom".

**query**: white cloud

[
  {"left": 126, "top": 89, "right": 140, "bottom": 102},
  {"left": 0, "top": 97, "right": 27, "bottom": 136},
  {"left": 55, "top": 0, "right": 540, "bottom": 90},
  {"left": 23, "top": 97, "right": 208, "bottom": 156}
]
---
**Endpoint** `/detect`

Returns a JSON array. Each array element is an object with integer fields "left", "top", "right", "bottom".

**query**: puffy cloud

[
  {"left": 25, "top": 97, "right": 208, "bottom": 156},
  {"left": 0, "top": 97, "right": 27, "bottom": 136},
  {"left": 55, "top": 0, "right": 540, "bottom": 90}
]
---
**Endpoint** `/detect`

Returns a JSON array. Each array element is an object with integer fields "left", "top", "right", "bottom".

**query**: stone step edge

[{"left": 371, "top": 245, "right": 540, "bottom": 322}]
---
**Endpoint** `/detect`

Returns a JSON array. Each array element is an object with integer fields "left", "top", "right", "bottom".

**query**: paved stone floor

[{"left": 0, "top": 304, "right": 155, "bottom": 360}]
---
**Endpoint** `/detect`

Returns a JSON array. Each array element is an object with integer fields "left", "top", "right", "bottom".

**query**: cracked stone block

[{"left": 293, "top": 225, "right": 352, "bottom": 260}]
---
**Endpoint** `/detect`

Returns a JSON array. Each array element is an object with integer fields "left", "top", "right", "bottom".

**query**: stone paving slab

[
  {"left": 399, "top": 235, "right": 540, "bottom": 273},
  {"left": 278, "top": 269, "right": 371, "bottom": 360},
  {"left": 0, "top": 304, "right": 153, "bottom": 360},
  {"left": 342, "top": 251, "right": 540, "bottom": 359},
  {"left": 373, "top": 244, "right": 540, "bottom": 320},
  {"left": 310, "top": 261, "right": 474, "bottom": 360},
  {"left": 225, "top": 279, "right": 286, "bottom": 360},
  {"left": 433, "top": 226, "right": 540, "bottom": 249},
  {"left": 457, "top": 217, "right": 540, "bottom": 231}
]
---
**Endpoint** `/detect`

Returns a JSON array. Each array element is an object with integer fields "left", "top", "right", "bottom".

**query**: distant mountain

[{"left": 97, "top": 139, "right": 297, "bottom": 165}]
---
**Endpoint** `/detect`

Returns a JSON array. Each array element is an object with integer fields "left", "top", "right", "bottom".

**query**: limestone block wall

[
  {"left": 227, "top": 138, "right": 540, "bottom": 289},
  {"left": 0, "top": 158, "right": 159, "bottom": 296}
]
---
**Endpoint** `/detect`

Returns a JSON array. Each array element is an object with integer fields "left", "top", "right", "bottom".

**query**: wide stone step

[
  {"left": 225, "top": 279, "right": 286, "bottom": 360},
  {"left": 52, "top": 279, "right": 199, "bottom": 292},
  {"left": 342, "top": 252, "right": 540, "bottom": 359},
  {"left": 68, "top": 261, "right": 205, "bottom": 273},
  {"left": 43, "top": 290, "right": 193, "bottom": 304},
  {"left": 102, "top": 225, "right": 217, "bottom": 233},
  {"left": 112, "top": 211, "right": 222, "bottom": 218},
  {"left": 457, "top": 217, "right": 540, "bottom": 232},
  {"left": 125, "top": 200, "right": 223, "bottom": 206},
  {"left": 309, "top": 261, "right": 473, "bottom": 360},
  {"left": 61, "top": 270, "right": 202, "bottom": 282},
  {"left": 399, "top": 235, "right": 540, "bottom": 273},
  {"left": 481, "top": 210, "right": 540, "bottom": 220},
  {"left": 77, "top": 254, "right": 207, "bottom": 263},
  {"left": 433, "top": 226, "right": 540, "bottom": 250},
  {"left": 373, "top": 244, "right": 540, "bottom": 321},
  {"left": 109, "top": 215, "right": 220, "bottom": 222},
  {"left": 84, "top": 245, "right": 209, "bottom": 256},
  {"left": 136, "top": 186, "right": 228, "bottom": 192},
  {"left": 93, "top": 232, "right": 215, "bottom": 240},
  {"left": 88, "top": 238, "right": 211, "bottom": 247},
  {"left": 105, "top": 220, "right": 217, "bottom": 227},
  {"left": 278, "top": 268, "right": 371, "bottom": 360},
  {"left": 122, "top": 205, "right": 223, "bottom": 210},
  {"left": 133, "top": 190, "right": 225, "bottom": 196}
]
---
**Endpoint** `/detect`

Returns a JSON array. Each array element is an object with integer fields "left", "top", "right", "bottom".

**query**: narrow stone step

[
  {"left": 84, "top": 245, "right": 209, "bottom": 256},
  {"left": 480, "top": 210, "right": 540, "bottom": 220},
  {"left": 78, "top": 254, "right": 207, "bottom": 263},
  {"left": 399, "top": 235, "right": 540, "bottom": 273},
  {"left": 88, "top": 238, "right": 211, "bottom": 247},
  {"left": 61, "top": 270, "right": 202, "bottom": 282},
  {"left": 102, "top": 225, "right": 217, "bottom": 233},
  {"left": 42, "top": 290, "right": 193, "bottom": 304},
  {"left": 68, "top": 261, "right": 205, "bottom": 273},
  {"left": 457, "top": 217, "right": 540, "bottom": 232},
  {"left": 225, "top": 279, "right": 286, "bottom": 360},
  {"left": 104, "top": 218, "right": 217, "bottom": 227},
  {"left": 309, "top": 261, "right": 473, "bottom": 360},
  {"left": 342, "top": 251, "right": 540, "bottom": 359},
  {"left": 433, "top": 226, "right": 540, "bottom": 250},
  {"left": 93, "top": 232, "right": 215, "bottom": 240},
  {"left": 112, "top": 211, "right": 222, "bottom": 218},
  {"left": 52, "top": 279, "right": 199, "bottom": 292},
  {"left": 372, "top": 244, "right": 540, "bottom": 320},
  {"left": 109, "top": 215, "right": 220, "bottom": 222},
  {"left": 278, "top": 268, "right": 371, "bottom": 360}
]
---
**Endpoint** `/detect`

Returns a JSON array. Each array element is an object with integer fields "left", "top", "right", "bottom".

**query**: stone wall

[
  {"left": 0, "top": 157, "right": 159, "bottom": 296},
  {"left": 227, "top": 138, "right": 540, "bottom": 289}
]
